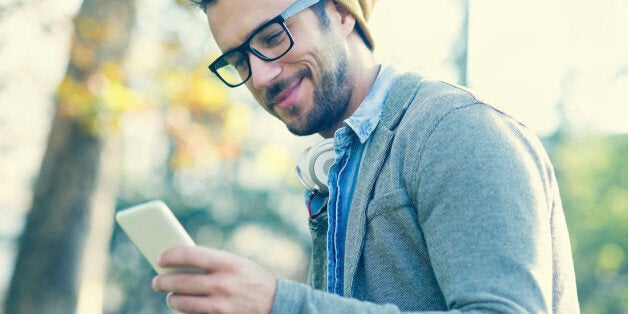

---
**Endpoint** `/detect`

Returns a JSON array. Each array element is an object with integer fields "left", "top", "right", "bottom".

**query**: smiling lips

[{"left": 272, "top": 78, "right": 303, "bottom": 111}]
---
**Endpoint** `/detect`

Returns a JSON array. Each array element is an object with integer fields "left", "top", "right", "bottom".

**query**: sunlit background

[{"left": 0, "top": 0, "right": 626, "bottom": 313}]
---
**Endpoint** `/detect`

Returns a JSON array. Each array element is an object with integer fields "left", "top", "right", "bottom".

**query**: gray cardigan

[{"left": 271, "top": 73, "right": 580, "bottom": 313}]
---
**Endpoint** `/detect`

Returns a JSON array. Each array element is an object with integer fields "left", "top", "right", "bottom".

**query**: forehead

[{"left": 207, "top": 0, "right": 296, "bottom": 51}]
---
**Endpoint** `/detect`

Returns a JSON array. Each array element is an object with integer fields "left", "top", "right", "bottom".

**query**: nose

[{"left": 248, "top": 53, "right": 282, "bottom": 89}]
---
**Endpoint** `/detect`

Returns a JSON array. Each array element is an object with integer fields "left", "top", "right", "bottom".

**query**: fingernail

[{"left": 166, "top": 292, "right": 176, "bottom": 309}]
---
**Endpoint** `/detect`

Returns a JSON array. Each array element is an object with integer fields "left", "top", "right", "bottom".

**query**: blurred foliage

[
  {"left": 57, "top": 61, "right": 147, "bottom": 133},
  {"left": 57, "top": 6, "right": 148, "bottom": 135},
  {"left": 546, "top": 134, "right": 628, "bottom": 313}
]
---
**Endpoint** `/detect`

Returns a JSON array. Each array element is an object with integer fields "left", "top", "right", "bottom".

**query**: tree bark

[{"left": 4, "top": 0, "right": 136, "bottom": 312}]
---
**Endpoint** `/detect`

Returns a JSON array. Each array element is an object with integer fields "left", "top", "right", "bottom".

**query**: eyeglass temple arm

[{"left": 281, "top": 0, "right": 320, "bottom": 20}]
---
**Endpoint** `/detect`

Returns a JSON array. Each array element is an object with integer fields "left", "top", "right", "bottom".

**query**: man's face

[{"left": 207, "top": 0, "right": 353, "bottom": 136}]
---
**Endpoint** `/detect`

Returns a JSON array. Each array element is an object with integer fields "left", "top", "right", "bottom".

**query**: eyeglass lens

[
  {"left": 214, "top": 51, "right": 249, "bottom": 86},
  {"left": 250, "top": 23, "right": 291, "bottom": 57}
]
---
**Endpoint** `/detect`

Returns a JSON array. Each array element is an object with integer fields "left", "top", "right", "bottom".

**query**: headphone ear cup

[
  {"left": 296, "top": 138, "right": 335, "bottom": 193},
  {"left": 308, "top": 139, "right": 334, "bottom": 193},
  {"left": 296, "top": 147, "right": 317, "bottom": 192}
]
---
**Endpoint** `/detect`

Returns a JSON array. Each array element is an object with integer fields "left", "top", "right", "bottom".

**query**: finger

[
  {"left": 152, "top": 273, "right": 215, "bottom": 294},
  {"left": 167, "top": 292, "right": 226, "bottom": 314},
  {"left": 158, "top": 246, "right": 238, "bottom": 272}
]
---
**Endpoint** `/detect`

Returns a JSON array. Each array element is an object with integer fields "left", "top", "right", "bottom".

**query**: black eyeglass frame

[{"left": 208, "top": 0, "right": 321, "bottom": 87}]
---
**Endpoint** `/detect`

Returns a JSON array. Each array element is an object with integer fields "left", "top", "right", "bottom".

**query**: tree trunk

[
  {"left": 5, "top": 114, "right": 104, "bottom": 314},
  {"left": 4, "top": 0, "right": 136, "bottom": 312}
]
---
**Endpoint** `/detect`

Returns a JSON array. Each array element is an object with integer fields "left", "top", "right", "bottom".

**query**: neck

[{"left": 319, "top": 40, "right": 379, "bottom": 138}]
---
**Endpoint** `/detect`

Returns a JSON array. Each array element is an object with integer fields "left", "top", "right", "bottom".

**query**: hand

[{"left": 151, "top": 246, "right": 277, "bottom": 314}]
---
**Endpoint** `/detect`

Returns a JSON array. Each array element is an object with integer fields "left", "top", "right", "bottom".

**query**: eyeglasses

[{"left": 208, "top": 0, "right": 320, "bottom": 87}]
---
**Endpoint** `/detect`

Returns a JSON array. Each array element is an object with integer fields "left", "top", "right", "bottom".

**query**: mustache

[{"left": 264, "top": 68, "right": 312, "bottom": 106}]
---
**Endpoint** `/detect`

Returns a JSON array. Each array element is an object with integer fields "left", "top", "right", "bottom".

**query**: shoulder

[
  {"left": 400, "top": 75, "right": 490, "bottom": 125},
  {"left": 388, "top": 72, "right": 552, "bottom": 181},
  {"left": 386, "top": 72, "right": 541, "bottom": 145},
  {"left": 389, "top": 74, "right": 514, "bottom": 143}
]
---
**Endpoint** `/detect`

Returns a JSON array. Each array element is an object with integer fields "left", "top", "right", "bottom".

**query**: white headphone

[{"left": 295, "top": 138, "right": 335, "bottom": 194}]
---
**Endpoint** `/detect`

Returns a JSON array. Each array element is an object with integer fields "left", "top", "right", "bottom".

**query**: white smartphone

[{"left": 115, "top": 200, "right": 202, "bottom": 274}]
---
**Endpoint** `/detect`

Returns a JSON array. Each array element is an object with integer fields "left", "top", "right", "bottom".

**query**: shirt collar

[{"left": 343, "top": 64, "right": 400, "bottom": 144}]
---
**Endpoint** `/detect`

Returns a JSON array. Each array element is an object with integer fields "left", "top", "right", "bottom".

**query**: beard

[{"left": 265, "top": 48, "right": 352, "bottom": 136}]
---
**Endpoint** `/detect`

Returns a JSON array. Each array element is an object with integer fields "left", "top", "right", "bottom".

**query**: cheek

[
  {"left": 299, "top": 76, "right": 315, "bottom": 104},
  {"left": 299, "top": 32, "right": 340, "bottom": 70},
  {"left": 282, "top": 26, "right": 330, "bottom": 67},
  {"left": 285, "top": 46, "right": 328, "bottom": 86}
]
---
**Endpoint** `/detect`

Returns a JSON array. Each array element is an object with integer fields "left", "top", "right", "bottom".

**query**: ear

[{"left": 327, "top": 1, "right": 356, "bottom": 38}]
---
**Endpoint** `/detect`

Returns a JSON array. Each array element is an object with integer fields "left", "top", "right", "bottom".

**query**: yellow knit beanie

[{"left": 333, "top": 0, "right": 377, "bottom": 50}]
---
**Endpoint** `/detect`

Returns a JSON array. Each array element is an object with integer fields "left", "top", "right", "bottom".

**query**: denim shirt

[{"left": 306, "top": 65, "right": 401, "bottom": 295}]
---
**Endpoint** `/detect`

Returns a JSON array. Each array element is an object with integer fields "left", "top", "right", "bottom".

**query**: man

[{"left": 151, "top": 0, "right": 580, "bottom": 313}]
